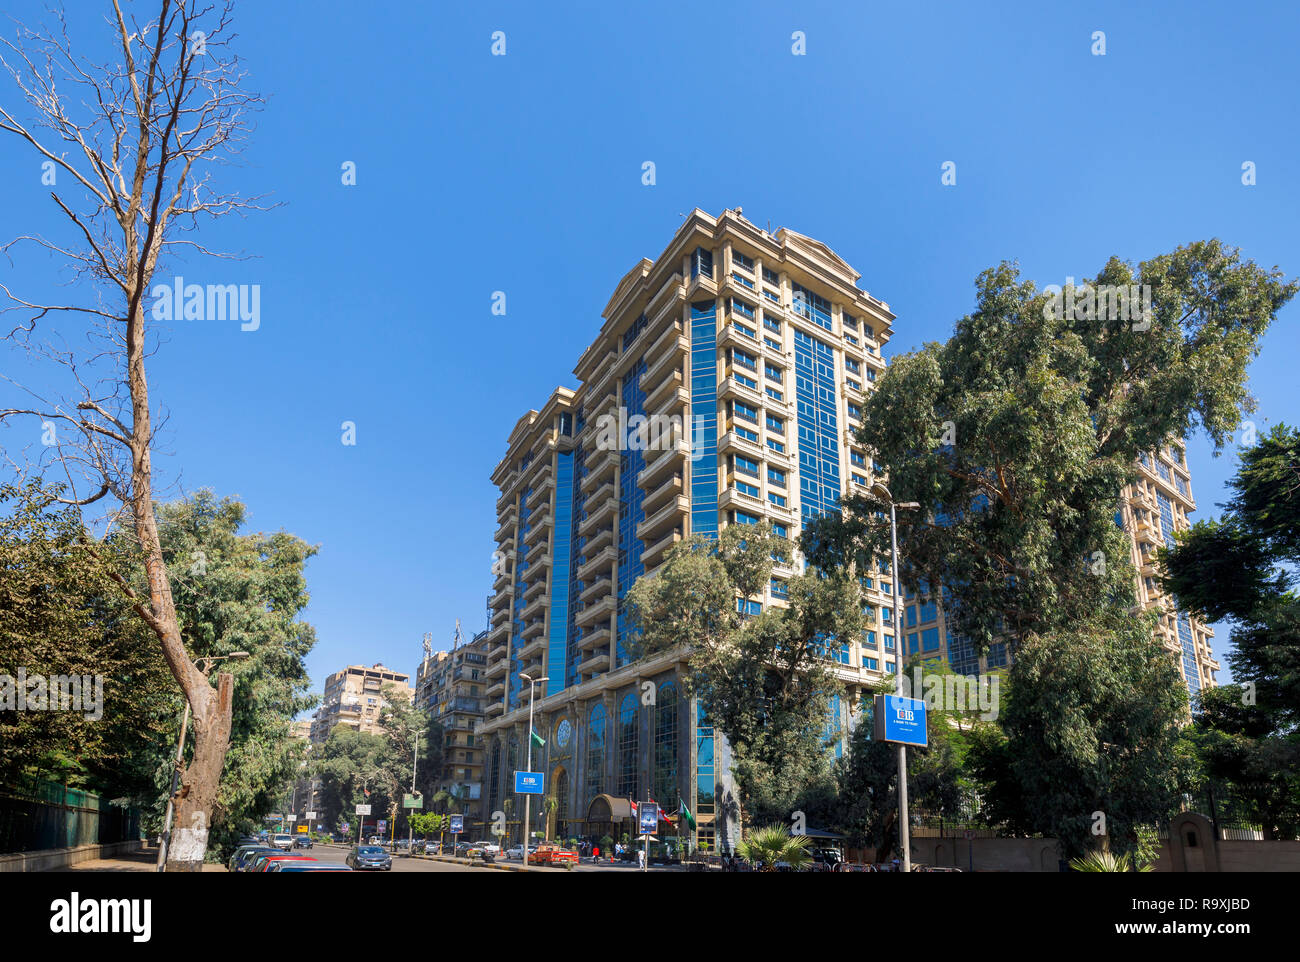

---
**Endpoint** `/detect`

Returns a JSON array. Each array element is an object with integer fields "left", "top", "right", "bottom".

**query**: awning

[
  {"left": 585, "top": 794, "right": 635, "bottom": 822},
  {"left": 803, "top": 827, "right": 846, "bottom": 840}
]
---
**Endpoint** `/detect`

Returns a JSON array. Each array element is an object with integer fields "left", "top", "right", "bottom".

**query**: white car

[
  {"left": 271, "top": 834, "right": 296, "bottom": 851},
  {"left": 469, "top": 840, "right": 501, "bottom": 856},
  {"left": 505, "top": 844, "right": 538, "bottom": 860}
]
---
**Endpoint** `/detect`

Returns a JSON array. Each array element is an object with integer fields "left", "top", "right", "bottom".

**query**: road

[{"left": 310, "top": 843, "right": 676, "bottom": 873}]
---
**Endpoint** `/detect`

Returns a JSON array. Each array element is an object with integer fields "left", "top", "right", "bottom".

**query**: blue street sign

[
  {"left": 874, "top": 693, "right": 928, "bottom": 747},
  {"left": 514, "top": 770, "right": 545, "bottom": 795},
  {"left": 449, "top": 815, "right": 463, "bottom": 835}
]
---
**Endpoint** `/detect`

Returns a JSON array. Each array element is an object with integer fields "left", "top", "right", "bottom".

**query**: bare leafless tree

[{"left": 0, "top": 0, "right": 269, "bottom": 870}]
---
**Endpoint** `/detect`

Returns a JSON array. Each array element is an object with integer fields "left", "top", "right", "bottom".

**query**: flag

[
  {"left": 363, "top": 788, "right": 370, "bottom": 798},
  {"left": 530, "top": 729, "right": 545, "bottom": 749},
  {"left": 679, "top": 800, "right": 696, "bottom": 830},
  {"left": 650, "top": 797, "right": 673, "bottom": 825}
]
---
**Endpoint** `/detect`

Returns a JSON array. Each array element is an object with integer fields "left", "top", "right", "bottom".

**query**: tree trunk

[{"left": 164, "top": 672, "right": 234, "bottom": 871}]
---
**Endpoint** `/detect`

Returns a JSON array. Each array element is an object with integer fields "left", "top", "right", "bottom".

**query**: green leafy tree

[
  {"left": 627, "top": 525, "right": 864, "bottom": 823},
  {"left": 1161, "top": 424, "right": 1300, "bottom": 837},
  {"left": 805, "top": 243, "right": 1294, "bottom": 859},
  {"left": 152, "top": 491, "right": 319, "bottom": 856}
]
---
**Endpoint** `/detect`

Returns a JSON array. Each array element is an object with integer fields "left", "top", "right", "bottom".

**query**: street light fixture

[
  {"left": 518, "top": 671, "right": 549, "bottom": 869},
  {"left": 156, "top": 652, "right": 250, "bottom": 871},
  {"left": 871, "top": 482, "right": 920, "bottom": 873}
]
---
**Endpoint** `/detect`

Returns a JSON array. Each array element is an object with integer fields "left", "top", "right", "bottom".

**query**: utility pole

[{"left": 519, "top": 672, "right": 548, "bottom": 868}]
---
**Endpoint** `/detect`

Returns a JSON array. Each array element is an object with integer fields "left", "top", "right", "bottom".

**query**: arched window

[
  {"left": 555, "top": 769, "right": 570, "bottom": 826},
  {"left": 586, "top": 703, "right": 605, "bottom": 802},
  {"left": 653, "top": 682, "right": 679, "bottom": 810},
  {"left": 617, "top": 692, "right": 639, "bottom": 797}
]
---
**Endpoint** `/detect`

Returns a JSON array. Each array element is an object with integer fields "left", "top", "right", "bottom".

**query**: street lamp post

[
  {"left": 519, "top": 671, "right": 548, "bottom": 869},
  {"left": 407, "top": 728, "right": 419, "bottom": 854},
  {"left": 872, "top": 483, "right": 920, "bottom": 874},
  {"left": 156, "top": 652, "right": 250, "bottom": 871}
]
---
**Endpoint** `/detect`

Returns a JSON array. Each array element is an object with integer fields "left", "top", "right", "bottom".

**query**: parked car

[
  {"left": 810, "top": 849, "right": 844, "bottom": 871},
  {"left": 423, "top": 840, "right": 441, "bottom": 855},
  {"left": 229, "top": 845, "right": 277, "bottom": 871},
  {"left": 530, "top": 844, "right": 578, "bottom": 869},
  {"left": 247, "top": 852, "right": 315, "bottom": 873},
  {"left": 346, "top": 845, "right": 393, "bottom": 870},
  {"left": 505, "top": 844, "right": 539, "bottom": 860},
  {"left": 268, "top": 861, "right": 352, "bottom": 872}
]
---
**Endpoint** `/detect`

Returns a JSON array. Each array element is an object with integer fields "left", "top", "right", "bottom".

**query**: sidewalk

[{"left": 49, "top": 842, "right": 227, "bottom": 872}]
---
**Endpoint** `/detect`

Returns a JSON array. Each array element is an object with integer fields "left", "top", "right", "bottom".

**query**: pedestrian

[
  {"left": 593, "top": 844, "right": 599, "bottom": 861},
  {"left": 637, "top": 847, "right": 646, "bottom": 870}
]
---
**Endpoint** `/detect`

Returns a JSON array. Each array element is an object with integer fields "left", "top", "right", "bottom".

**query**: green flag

[
  {"left": 680, "top": 800, "right": 696, "bottom": 830},
  {"left": 531, "top": 729, "right": 545, "bottom": 749}
]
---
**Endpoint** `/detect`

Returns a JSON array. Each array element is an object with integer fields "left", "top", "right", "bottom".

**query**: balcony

[
  {"left": 641, "top": 470, "right": 683, "bottom": 517},
  {"left": 492, "top": 566, "right": 512, "bottom": 594},
  {"left": 644, "top": 331, "right": 689, "bottom": 387},
  {"left": 579, "top": 574, "right": 614, "bottom": 606},
  {"left": 717, "top": 373, "right": 764, "bottom": 407},
  {"left": 579, "top": 495, "right": 617, "bottom": 535},
  {"left": 521, "top": 592, "right": 547, "bottom": 623},
  {"left": 577, "top": 545, "right": 616, "bottom": 581},
  {"left": 638, "top": 494, "right": 689, "bottom": 543},
  {"left": 486, "top": 680, "right": 504, "bottom": 699},
  {"left": 641, "top": 525, "right": 684, "bottom": 568},
  {"left": 584, "top": 524, "right": 614, "bottom": 555},
  {"left": 526, "top": 473, "right": 554, "bottom": 511},
  {"left": 518, "top": 633, "right": 547, "bottom": 660},
  {"left": 582, "top": 445, "right": 619, "bottom": 491},
  {"left": 491, "top": 604, "right": 511, "bottom": 628},
  {"left": 644, "top": 367, "right": 686, "bottom": 415},
  {"left": 485, "top": 700, "right": 503, "bottom": 717},
  {"left": 494, "top": 509, "right": 516, "bottom": 543},
  {"left": 524, "top": 576, "right": 548, "bottom": 602},
  {"left": 485, "top": 654, "right": 508, "bottom": 679},
  {"left": 524, "top": 512, "right": 552, "bottom": 546},
  {"left": 576, "top": 593, "right": 615, "bottom": 627},
  {"left": 578, "top": 652, "right": 611, "bottom": 676},
  {"left": 578, "top": 624, "right": 612, "bottom": 654}
]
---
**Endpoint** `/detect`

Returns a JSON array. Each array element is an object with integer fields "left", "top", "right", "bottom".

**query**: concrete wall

[
  {"left": 912, "top": 836, "right": 1064, "bottom": 872},
  {"left": 0, "top": 839, "right": 143, "bottom": 873}
]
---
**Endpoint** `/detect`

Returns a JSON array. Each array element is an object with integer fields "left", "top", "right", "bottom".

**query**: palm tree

[
  {"left": 542, "top": 794, "right": 559, "bottom": 842},
  {"left": 1069, "top": 850, "right": 1154, "bottom": 872},
  {"left": 736, "top": 824, "right": 813, "bottom": 872}
]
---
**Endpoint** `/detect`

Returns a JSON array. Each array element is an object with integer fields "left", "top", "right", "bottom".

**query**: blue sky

[{"left": 2, "top": 0, "right": 1296, "bottom": 700}]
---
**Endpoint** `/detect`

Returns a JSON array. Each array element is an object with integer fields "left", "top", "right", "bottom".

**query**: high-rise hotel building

[{"left": 475, "top": 208, "right": 1216, "bottom": 849}]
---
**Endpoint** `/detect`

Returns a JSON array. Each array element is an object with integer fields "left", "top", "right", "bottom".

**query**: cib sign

[
  {"left": 514, "top": 771, "right": 545, "bottom": 795},
  {"left": 873, "top": 693, "right": 928, "bottom": 747}
]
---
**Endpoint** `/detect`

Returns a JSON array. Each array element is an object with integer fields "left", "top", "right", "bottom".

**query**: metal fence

[{"left": 0, "top": 777, "right": 142, "bottom": 854}]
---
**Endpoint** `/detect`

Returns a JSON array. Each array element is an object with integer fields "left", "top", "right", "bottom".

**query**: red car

[
  {"left": 530, "top": 845, "right": 578, "bottom": 869},
  {"left": 252, "top": 854, "right": 317, "bottom": 873}
]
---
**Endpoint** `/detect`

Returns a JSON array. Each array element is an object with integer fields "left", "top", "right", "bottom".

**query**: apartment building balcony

[
  {"left": 641, "top": 470, "right": 683, "bottom": 517},
  {"left": 686, "top": 268, "right": 718, "bottom": 301},
  {"left": 518, "top": 633, "right": 547, "bottom": 661},
  {"left": 579, "top": 494, "right": 616, "bottom": 535},
  {"left": 644, "top": 367, "right": 687, "bottom": 415},
  {"left": 526, "top": 471, "right": 554, "bottom": 510},
  {"left": 646, "top": 271, "right": 686, "bottom": 324},
  {"left": 485, "top": 653, "right": 509, "bottom": 679},
  {"left": 718, "top": 484, "right": 765, "bottom": 516},
  {"left": 576, "top": 593, "right": 615, "bottom": 627},
  {"left": 523, "top": 576, "right": 548, "bottom": 603},
  {"left": 521, "top": 591, "right": 547, "bottom": 623},
  {"left": 644, "top": 332, "right": 689, "bottom": 387},
  {"left": 486, "top": 619, "right": 509, "bottom": 647},
  {"left": 717, "top": 373, "right": 764, "bottom": 407},
  {"left": 578, "top": 652, "right": 611, "bottom": 677},
  {"left": 524, "top": 511, "right": 552, "bottom": 546},
  {"left": 641, "top": 525, "right": 684, "bottom": 568},
  {"left": 582, "top": 445, "right": 619, "bottom": 491},
  {"left": 496, "top": 486, "right": 517, "bottom": 516},
  {"left": 523, "top": 536, "right": 550, "bottom": 565},
  {"left": 585, "top": 351, "right": 619, "bottom": 410},
  {"left": 1133, "top": 519, "right": 1160, "bottom": 545},
  {"left": 584, "top": 478, "right": 615, "bottom": 510},
  {"left": 491, "top": 604, "right": 511, "bottom": 628},
  {"left": 577, "top": 545, "right": 616, "bottom": 581},
  {"left": 638, "top": 494, "right": 689, "bottom": 544},
  {"left": 717, "top": 321, "right": 763, "bottom": 357},
  {"left": 520, "top": 648, "right": 545, "bottom": 676},
  {"left": 584, "top": 524, "right": 614, "bottom": 556},
  {"left": 645, "top": 317, "right": 686, "bottom": 364},
  {"left": 578, "top": 624, "right": 612, "bottom": 654},
  {"left": 717, "top": 426, "right": 766, "bottom": 461},
  {"left": 641, "top": 435, "right": 690, "bottom": 475},
  {"left": 492, "top": 562, "right": 513, "bottom": 592},
  {"left": 494, "top": 508, "right": 516, "bottom": 543},
  {"left": 579, "top": 573, "right": 614, "bottom": 606},
  {"left": 485, "top": 700, "right": 504, "bottom": 717}
]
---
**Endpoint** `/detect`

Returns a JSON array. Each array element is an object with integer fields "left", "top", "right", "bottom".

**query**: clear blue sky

[{"left": 2, "top": 0, "right": 1296, "bottom": 697}]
